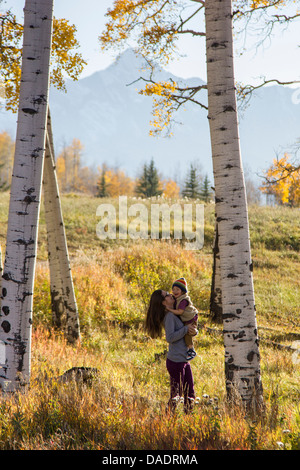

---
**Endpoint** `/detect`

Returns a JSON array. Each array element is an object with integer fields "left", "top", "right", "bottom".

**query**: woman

[{"left": 145, "top": 289, "right": 198, "bottom": 413}]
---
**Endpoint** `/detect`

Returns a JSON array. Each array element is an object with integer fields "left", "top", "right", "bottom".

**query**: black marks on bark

[
  {"left": 241, "top": 377, "right": 250, "bottom": 386},
  {"left": 233, "top": 330, "right": 246, "bottom": 340},
  {"left": 31, "top": 147, "right": 43, "bottom": 159},
  {"left": 1, "top": 320, "right": 11, "bottom": 333},
  {"left": 223, "top": 105, "right": 235, "bottom": 113},
  {"left": 225, "top": 361, "right": 238, "bottom": 385},
  {"left": 33, "top": 94, "right": 46, "bottom": 105},
  {"left": 17, "top": 211, "right": 29, "bottom": 216},
  {"left": 15, "top": 335, "right": 27, "bottom": 374},
  {"left": 23, "top": 195, "right": 36, "bottom": 204},
  {"left": 227, "top": 356, "right": 234, "bottom": 365},
  {"left": 211, "top": 89, "right": 224, "bottom": 97},
  {"left": 50, "top": 290, "right": 64, "bottom": 328},
  {"left": 2, "top": 287, "right": 7, "bottom": 298},
  {"left": 19, "top": 291, "right": 32, "bottom": 303},
  {"left": 247, "top": 351, "right": 255, "bottom": 362},
  {"left": 22, "top": 95, "right": 46, "bottom": 115},
  {"left": 2, "top": 306, "right": 9, "bottom": 316},
  {"left": 211, "top": 41, "right": 227, "bottom": 49},
  {"left": 249, "top": 262, "right": 253, "bottom": 272},
  {"left": 2, "top": 272, "right": 12, "bottom": 282},
  {"left": 22, "top": 108, "right": 37, "bottom": 115},
  {"left": 23, "top": 188, "right": 37, "bottom": 204},
  {"left": 15, "top": 238, "right": 34, "bottom": 247},
  {"left": 233, "top": 225, "right": 243, "bottom": 230},
  {"left": 227, "top": 273, "right": 238, "bottom": 279},
  {"left": 223, "top": 313, "right": 239, "bottom": 320}
]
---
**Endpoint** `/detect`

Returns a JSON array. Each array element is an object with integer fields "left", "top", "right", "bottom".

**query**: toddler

[{"left": 166, "top": 277, "right": 198, "bottom": 360}]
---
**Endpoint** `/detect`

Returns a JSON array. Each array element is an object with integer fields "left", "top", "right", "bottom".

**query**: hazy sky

[{"left": 4, "top": 0, "right": 300, "bottom": 86}]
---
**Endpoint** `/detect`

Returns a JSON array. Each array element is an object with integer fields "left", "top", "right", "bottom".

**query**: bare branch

[
  {"left": 237, "top": 77, "right": 300, "bottom": 109},
  {"left": 273, "top": 13, "right": 300, "bottom": 24},
  {"left": 177, "top": 29, "right": 205, "bottom": 36}
]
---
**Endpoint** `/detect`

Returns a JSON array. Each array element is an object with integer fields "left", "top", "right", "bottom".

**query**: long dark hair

[{"left": 145, "top": 289, "right": 166, "bottom": 339}]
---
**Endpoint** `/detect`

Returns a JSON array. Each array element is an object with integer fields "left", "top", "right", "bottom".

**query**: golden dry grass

[{"left": 0, "top": 193, "right": 299, "bottom": 449}]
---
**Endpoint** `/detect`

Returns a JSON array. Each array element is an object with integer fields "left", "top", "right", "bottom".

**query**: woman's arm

[{"left": 165, "top": 313, "right": 188, "bottom": 344}]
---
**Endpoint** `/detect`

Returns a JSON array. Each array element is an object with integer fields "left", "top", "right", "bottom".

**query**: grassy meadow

[{"left": 0, "top": 192, "right": 299, "bottom": 450}]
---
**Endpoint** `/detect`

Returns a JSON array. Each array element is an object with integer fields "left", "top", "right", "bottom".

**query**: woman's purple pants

[{"left": 166, "top": 358, "right": 195, "bottom": 413}]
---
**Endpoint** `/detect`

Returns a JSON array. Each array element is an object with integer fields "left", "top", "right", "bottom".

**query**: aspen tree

[
  {"left": 101, "top": 0, "right": 265, "bottom": 411},
  {"left": 210, "top": 221, "right": 222, "bottom": 322},
  {"left": 205, "top": 0, "right": 264, "bottom": 410},
  {"left": 0, "top": 0, "right": 53, "bottom": 392},
  {"left": 43, "top": 109, "right": 80, "bottom": 343}
]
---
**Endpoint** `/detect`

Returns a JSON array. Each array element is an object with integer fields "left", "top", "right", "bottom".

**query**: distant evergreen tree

[
  {"left": 96, "top": 164, "right": 108, "bottom": 197},
  {"left": 135, "top": 164, "right": 148, "bottom": 197},
  {"left": 200, "top": 174, "right": 212, "bottom": 202},
  {"left": 182, "top": 164, "right": 201, "bottom": 198},
  {"left": 136, "top": 158, "right": 162, "bottom": 197}
]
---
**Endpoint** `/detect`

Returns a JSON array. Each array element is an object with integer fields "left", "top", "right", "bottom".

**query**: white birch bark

[
  {"left": 210, "top": 220, "right": 223, "bottom": 323},
  {"left": 43, "top": 109, "right": 80, "bottom": 343},
  {"left": 205, "top": 0, "right": 264, "bottom": 409},
  {"left": 0, "top": 0, "right": 53, "bottom": 392}
]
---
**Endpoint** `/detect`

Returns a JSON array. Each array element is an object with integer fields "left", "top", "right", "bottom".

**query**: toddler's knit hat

[{"left": 172, "top": 277, "right": 187, "bottom": 293}]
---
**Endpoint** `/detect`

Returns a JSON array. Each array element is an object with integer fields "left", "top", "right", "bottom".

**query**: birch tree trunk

[
  {"left": 205, "top": 0, "right": 264, "bottom": 411},
  {"left": 210, "top": 220, "right": 223, "bottom": 323},
  {"left": 0, "top": 0, "right": 53, "bottom": 392},
  {"left": 43, "top": 109, "right": 80, "bottom": 343}
]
